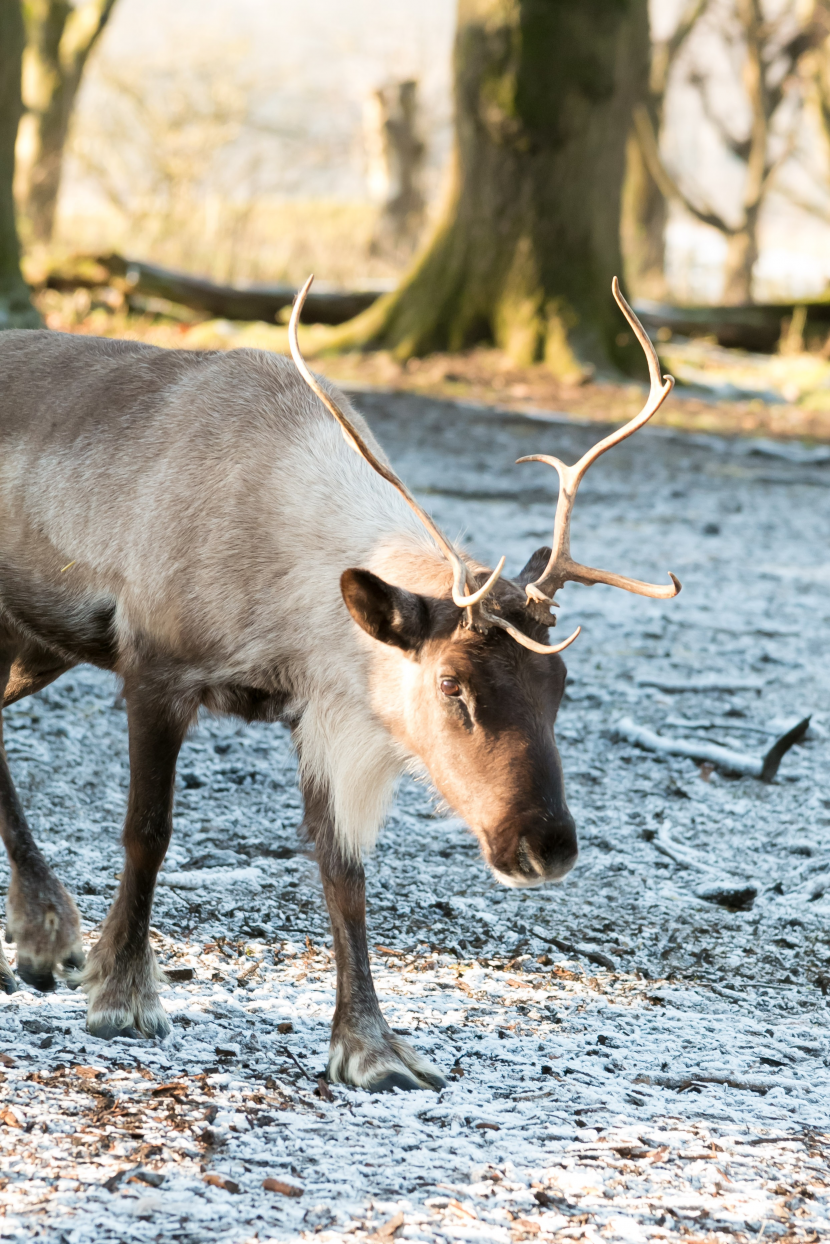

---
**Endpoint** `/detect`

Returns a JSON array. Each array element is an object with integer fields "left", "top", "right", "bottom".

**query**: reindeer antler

[
  {"left": 517, "top": 277, "right": 681, "bottom": 607},
  {"left": 288, "top": 276, "right": 579, "bottom": 655},
  {"left": 289, "top": 279, "right": 502, "bottom": 617}
]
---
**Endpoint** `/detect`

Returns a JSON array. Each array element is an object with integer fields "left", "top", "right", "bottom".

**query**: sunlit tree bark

[
  {"left": 17, "top": 0, "right": 117, "bottom": 243},
  {"left": 332, "top": 0, "right": 649, "bottom": 378}
]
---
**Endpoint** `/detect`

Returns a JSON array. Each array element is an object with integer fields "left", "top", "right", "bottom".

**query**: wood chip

[
  {"left": 262, "top": 1177, "right": 303, "bottom": 1196},
  {"left": 74, "top": 1066, "right": 105, "bottom": 1079},
  {"left": 316, "top": 1076, "right": 334, "bottom": 1102},
  {"left": 151, "top": 1082, "right": 188, "bottom": 1097},
  {"left": 0, "top": 1052, "right": 15, "bottom": 1067},
  {"left": 204, "top": 1172, "right": 240, "bottom": 1194},
  {"left": 1, "top": 1107, "right": 24, "bottom": 1128},
  {"left": 476, "top": 1121, "right": 500, "bottom": 1131},
  {"left": 371, "top": 1211, "right": 404, "bottom": 1239},
  {"left": 165, "top": 966, "right": 194, "bottom": 982},
  {"left": 448, "top": 1198, "right": 478, "bottom": 1220},
  {"left": 237, "top": 959, "right": 261, "bottom": 982},
  {"left": 277, "top": 1021, "right": 293, "bottom": 1034}
]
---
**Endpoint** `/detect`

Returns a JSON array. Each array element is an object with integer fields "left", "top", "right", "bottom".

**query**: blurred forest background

[{"left": 4, "top": 0, "right": 830, "bottom": 438}]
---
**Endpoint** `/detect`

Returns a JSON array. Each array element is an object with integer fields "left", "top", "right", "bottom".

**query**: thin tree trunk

[
  {"left": 722, "top": 218, "right": 758, "bottom": 304},
  {"left": 332, "top": 0, "right": 649, "bottom": 377},
  {"left": 17, "top": 0, "right": 117, "bottom": 243},
  {"left": 0, "top": 0, "right": 40, "bottom": 328}
]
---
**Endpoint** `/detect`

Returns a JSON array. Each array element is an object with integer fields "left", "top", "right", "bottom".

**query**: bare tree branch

[{"left": 632, "top": 103, "right": 737, "bottom": 234}]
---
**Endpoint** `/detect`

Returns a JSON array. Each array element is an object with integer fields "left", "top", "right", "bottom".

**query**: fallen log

[
  {"left": 91, "top": 255, "right": 385, "bottom": 325},
  {"left": 634, "top": 298, "right": 830, "bottom": 353},
  {"left": 614, "top": 715, "right": 810, "bottom": 781}
]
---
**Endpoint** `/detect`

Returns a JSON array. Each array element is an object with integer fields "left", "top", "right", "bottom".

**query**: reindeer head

[{"left": 290, "top": 279, "right": 680, "bottom": 887}]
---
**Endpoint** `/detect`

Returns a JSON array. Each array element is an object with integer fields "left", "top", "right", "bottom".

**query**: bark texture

[
  {"left": 636, "top": 0, "right": 827, "bottom": 305},
  {"left": 0, "top": 0, "right": 40, "bottom": 329},
  {"left": 622, "top": 123, "right": 668, "bottom": 300},
  {"left": 622, "top": 1, "right": 707, "bottom": 299},
  {"left": 17, "top": 0, "right": 117, "bottom": 243},
  {"left": 335, "top": 0, "right": 649, "bottom": 376}
]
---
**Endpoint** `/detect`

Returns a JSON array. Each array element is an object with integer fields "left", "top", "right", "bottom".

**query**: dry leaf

[
  {"left": 1, "top": 1107, "right": 24, "bottom": 1128},
  {"left": 203, "top": 1172, "right": 240, "bottom": 1194},
  {"left": 262, "top": 1177, "right": 304, "bottom": 1197},
  {"left": 151, "top": 1082, "right": 188, "bottom": 1097}
]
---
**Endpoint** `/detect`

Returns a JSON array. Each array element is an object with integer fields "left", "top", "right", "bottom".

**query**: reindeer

[{"left": 0, "top": 279, "right": 679, "bottom": 1090}]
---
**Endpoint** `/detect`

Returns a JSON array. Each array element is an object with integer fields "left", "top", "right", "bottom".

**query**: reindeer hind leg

[{"left": 0, "top": 643, "right": 84, "bottom": 992}]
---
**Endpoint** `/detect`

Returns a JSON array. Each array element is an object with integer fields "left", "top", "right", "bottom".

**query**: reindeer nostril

[
  {"left": 516, "top": 836, "right": 547, "bottom": 878},
  {"left": 518, "top": 822, "right": 578, "bottom": 883}
]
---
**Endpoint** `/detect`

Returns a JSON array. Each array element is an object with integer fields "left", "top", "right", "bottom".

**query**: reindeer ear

[
  {"left": 515, "top": 547, "right": 552, "bottom": 588},
  {"left": 340, "top": 569, "right": 431, "bottom": 651}
]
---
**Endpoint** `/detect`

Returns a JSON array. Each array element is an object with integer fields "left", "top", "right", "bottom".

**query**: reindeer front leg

[
  {"left": 309, "top": 796, "right": 446, "bottom": 1093},
  {"left": 82, "top": 673, "right": 190, "bottom": 1040}
]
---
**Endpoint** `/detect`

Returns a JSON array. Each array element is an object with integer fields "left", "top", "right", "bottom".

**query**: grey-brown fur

[{"left": 0, "top": 329, "right": 577, "bottom": 1087}]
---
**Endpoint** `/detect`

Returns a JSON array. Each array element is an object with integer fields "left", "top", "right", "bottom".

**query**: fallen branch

[
  {"left": 637, "top": 677, "right": 765, "bottom": 693},
  {"left": 634, "top": 297, "right": 830, "bottom": 354},
  {"left": 94, "top": 254, "right": 385, "bottom": 325},
  {"left": 615, "top": 715, "right": 810, "bottom": 782},
  {"left": 636, "top": 1072, "right": 770, "bottom": 1094}
]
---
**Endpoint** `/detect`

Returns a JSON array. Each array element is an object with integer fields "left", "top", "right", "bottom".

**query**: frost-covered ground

[{"left": 1, "top": 392, "right": 829, "bottom": 1243}]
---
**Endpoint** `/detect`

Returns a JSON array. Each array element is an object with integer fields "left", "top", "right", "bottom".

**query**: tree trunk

[
  {"left": 722, "top": 219, "right": 758, "bottom": 304},
  {"left": 621, "top": 119, "right": 668, "bottom": 300},
  {"left": 333, "top": 0, "right": 649, "bottom": 377},
  {"left": 365, "top": 80, "right": 426, "bottom": 260},
  {"left": 0, "top": 0, "right": 40, "bottom": 328},
  {"left": 17, "top": 0, "right": 117, "bottom": 243}
]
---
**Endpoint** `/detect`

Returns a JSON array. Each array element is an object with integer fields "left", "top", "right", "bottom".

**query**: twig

[
  {"left": 550, "top": 937, "right": 616, "bottom": 972},
  {"left": 615, "top": 715, "right": 810, "bottom": 781},
  {"left": 279, "top": 1044, "right": 313, "bottom": 1081},
  {"left": 652, "top": 824, "right": 716, "bottom": 872}
]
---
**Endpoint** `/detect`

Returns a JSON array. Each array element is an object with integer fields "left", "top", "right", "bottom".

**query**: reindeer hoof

[
  {"left": 0, "top": 966, "right": 17, "bottom": 995},
  {"left": 366, "top": 1070, "right": 424, "bottom": 1093},
  {"left": 88, "top": 1010, "right": 171, "bottom": 1041},
  {"left": 17, "top": 962, "right": 57, "bottom": 992},
  {"left": 327, "top": 1027, "right": 447, "bottom": 1092},
  {"left": 89, "top": 1021, "right": 143, "bottom": 1041}
]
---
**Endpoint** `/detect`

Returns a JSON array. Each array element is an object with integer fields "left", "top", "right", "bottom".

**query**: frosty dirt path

[{"left": 1, "top": 392, "right": 829, "bottom": 1243}]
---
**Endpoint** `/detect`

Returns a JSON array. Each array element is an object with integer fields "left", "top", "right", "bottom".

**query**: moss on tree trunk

[
  {"left": 0, "top": 0, "right": 40, "bottom": 329},
  {"left": 332, "top": 0, "right": 648, "bottom": 377}
]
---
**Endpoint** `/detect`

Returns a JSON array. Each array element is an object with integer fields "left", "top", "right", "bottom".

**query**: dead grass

[
  {"left": 50, "top": 198, "right": 412, "bottom": 289},
  {"left": 32, "top": 289, "right": 830, "bottom": 444}
]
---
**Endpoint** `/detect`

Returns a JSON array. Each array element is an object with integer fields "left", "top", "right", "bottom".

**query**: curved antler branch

[
  {"left": 483, "top": 614, "right": 581, "bottom": 655},
  {"left": 518, "top": 277, "right": 681, "bottom": 605},
  {"left": 288, "top": 276, "right": 507, "bottom": 624}
]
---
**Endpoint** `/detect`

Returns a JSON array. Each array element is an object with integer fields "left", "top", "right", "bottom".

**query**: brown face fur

[{"left": 341, "top": 561, "right": 578, "bottom": 888}]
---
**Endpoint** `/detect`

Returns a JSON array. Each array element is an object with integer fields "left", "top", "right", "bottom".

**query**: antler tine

[
  {"left": 288, "top": 276, "right": 507, "bottom": 622},
  {"left": 517, "top": 276, "right": 680, "bottom": 604},
  {"left": 485, "top": 614, "right": 582, "bottom": 656}
]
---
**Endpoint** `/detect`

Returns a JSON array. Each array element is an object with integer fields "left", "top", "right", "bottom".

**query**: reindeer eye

[{"left": 440, "top": 678, "right": 461, "bottom": 697}]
